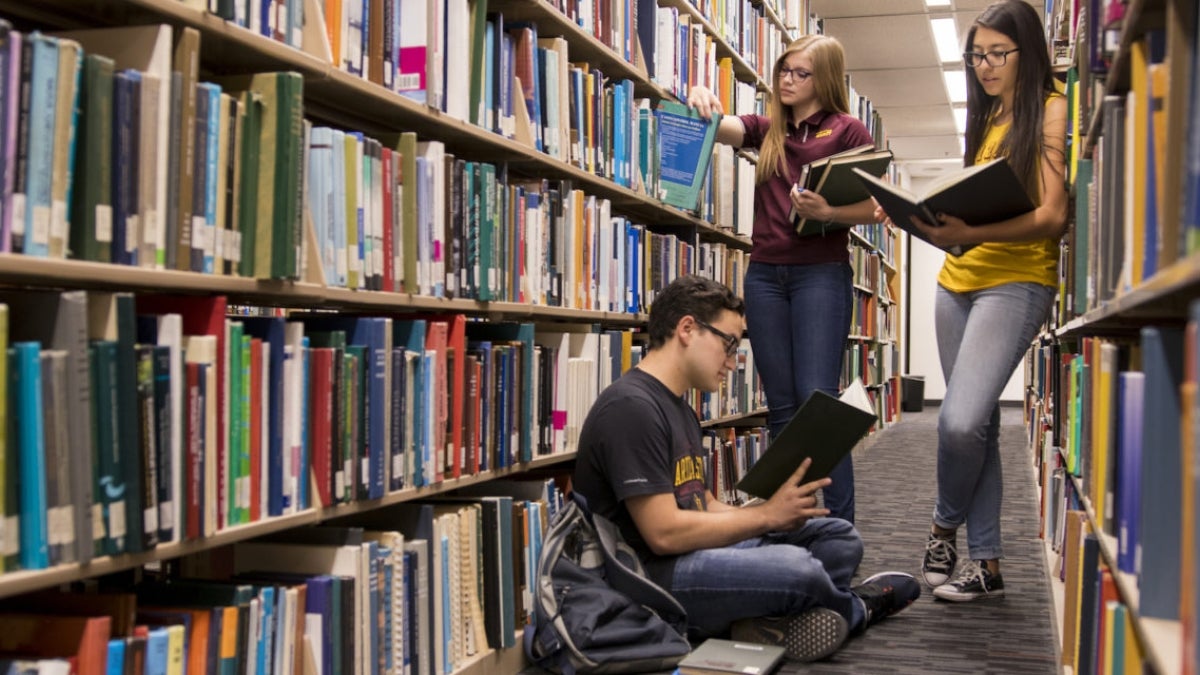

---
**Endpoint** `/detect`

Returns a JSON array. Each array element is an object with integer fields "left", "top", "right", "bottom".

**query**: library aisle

[{"left": 790, "top": 405, "right": 1058, "bottom": 674}]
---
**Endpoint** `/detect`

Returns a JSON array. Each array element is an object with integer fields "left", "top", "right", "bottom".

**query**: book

[
  {"left": 735, "top": 378, "right": 876, "bottom": 500},
  {"left": 852, "top": 157, "right": 1035, "bottom": 256},
  {"left": 678, "top": 638, "right": 785, "bottom": 675},
  {"left": 788, "top": 145, "right": 892, "bottom": 236},
  {"left": 654, "top": 100, "right": 720, "bottom": 211}
]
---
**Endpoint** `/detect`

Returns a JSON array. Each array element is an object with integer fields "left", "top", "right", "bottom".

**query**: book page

[{"left": 840, "top": 377, "right": 873, "bottom": 415}]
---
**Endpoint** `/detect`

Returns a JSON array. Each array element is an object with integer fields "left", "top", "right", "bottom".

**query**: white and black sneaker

[
  {"left": 730, "top": 607, "right": 849, "bottom": 662},
  {"left": 932, "top": 560, "right": 1005, "bottom": 602},
  {"left": 921, "top": 531, "right": 958, "bottom": 587}
]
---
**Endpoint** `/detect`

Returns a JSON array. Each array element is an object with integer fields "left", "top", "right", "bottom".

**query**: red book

[
  {"left": 381, "top": 146, "right": 394, "bottom": 292},
  {"left": 185, "top": 361, "right": 202, "bottom": 540},
  {"left": 308, "top": 348, "right": 335, "bottom": 507},
  {"left": 0, "top": 614, "right": 111, "bottom": 675}
]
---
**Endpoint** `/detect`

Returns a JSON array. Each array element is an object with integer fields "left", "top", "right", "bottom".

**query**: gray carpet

[{"left": 782, "top": 404, "right": 1059, "bottom": 674}]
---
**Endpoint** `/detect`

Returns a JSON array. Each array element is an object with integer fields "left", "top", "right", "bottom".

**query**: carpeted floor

[{"left": 779, "top": 404, "right": 1059, "bottom": 674}]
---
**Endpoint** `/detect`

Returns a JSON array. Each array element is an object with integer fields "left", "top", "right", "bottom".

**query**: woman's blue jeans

[
  {"left": 744, "top": 261, "right": 856, "bottom": 521},
  {"left": 933, "top": 282, "right": 1055, "bottom": 560},
  {"left": 668, "top": 517, "right": 866, "bottom": 639}
]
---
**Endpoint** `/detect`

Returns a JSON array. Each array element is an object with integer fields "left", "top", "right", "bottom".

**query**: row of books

[
  {"left": 0, "top": 474, "right": 563, "bottom": 675},
  {"left": 0, "top": 288, "right": 638, "bottom": 572},
  {"left": 307, "top": 128, "right": 747, "bottom": 310},
  {"left": 0, "top": 20, "right": 761, "bottom": 294},
  {"left": 683, "top": 337, "right": 764, "bottom": 422},
  {"left": 1030, "top": 301, "right": 1200, "bottom": 672}
]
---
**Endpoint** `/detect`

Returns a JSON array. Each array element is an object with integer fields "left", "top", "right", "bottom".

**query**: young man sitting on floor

[{"left": 572, "top": 275, "right": 921, "bottom": 661}]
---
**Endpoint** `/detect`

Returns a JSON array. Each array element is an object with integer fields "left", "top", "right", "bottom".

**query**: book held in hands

[
  {"left": 655, "top": 101, "right": 721, "bottom": 211},
  {"left": 788, "top": 145, "right": 893, "bottom": 236},
  {"left": 852, "top": 157, "right": 1035, "bottom": 256},
  {"left": 735, "top": 378, "right": 876, "bottom": 501},
  {"left": 678, "top": 638, "right": 786, "bottom": 675}
]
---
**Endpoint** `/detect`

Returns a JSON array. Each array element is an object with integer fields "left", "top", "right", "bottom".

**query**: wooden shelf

[
  {"left": 1054, "top": 251, "right": 1200, "bottom": 337},
  {"left": 0, "top": 453, "right": 575, "bottom": 600},
  {"left": 699, "top": 409, "right": 767, "bottom": 428},
  {"left": 0, "top": 254, "right": 656, "bottom": 324}
]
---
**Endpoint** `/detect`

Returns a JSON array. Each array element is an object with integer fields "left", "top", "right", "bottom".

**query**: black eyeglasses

[
  {"left": 963, "top": 48, "right": 1019, "bottom": 67},
  {"left": 694, "top": 319, "right": 741, "bottom": 357},
  {"left": 777, "top": 66, "right": 813, "bottom": 82}
]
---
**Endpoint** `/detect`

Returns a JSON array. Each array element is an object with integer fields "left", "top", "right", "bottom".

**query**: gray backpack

[{"left": 524, "top": 493, "right": 691, "bottom": 674}]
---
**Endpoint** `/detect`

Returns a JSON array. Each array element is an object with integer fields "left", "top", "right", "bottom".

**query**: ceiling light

[
  {"left": 959, "top": 135, "right": 966, "bottom": 156},
  {"left": 953, "top": 106, "right": 967, "bottom": 134},
  {"left": 925, "top": 0, "right": 952, "bottom": 5},
  {"left": 930, "top": 17, "right": 961, "bottom": 63},
  {"left": 943, "top": 70, "right": 968, "bottom": 103}
]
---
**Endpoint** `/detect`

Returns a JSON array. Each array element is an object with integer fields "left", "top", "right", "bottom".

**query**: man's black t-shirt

[{"left": 572, "top": 367, "right": 709, "bottom": 588}]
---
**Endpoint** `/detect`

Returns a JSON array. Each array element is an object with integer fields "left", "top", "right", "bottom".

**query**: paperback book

[{"left": 655, "top": 101, "right": 720, "bottom": 211}]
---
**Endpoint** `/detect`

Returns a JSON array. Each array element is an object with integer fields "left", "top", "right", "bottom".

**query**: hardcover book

[
  {"left": 853, "top": 157, "right": 1034, "bottom": 256},
  {"left": 735, "top": 378, "right": 876, "bottom": 500},
  {"left": 679, "top": 638, "right": 785, "bottom": 675},
  {"left": 654, "top": 101, "right": 720, "bottom": 211},
  {"left": 788, "top": 145, "right": 892, "bottom": 236}
]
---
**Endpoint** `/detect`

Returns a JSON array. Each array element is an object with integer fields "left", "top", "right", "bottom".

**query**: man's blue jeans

[
  {"left": 744, "top": 261, "right": 855, "bottom": 521},
  {"left": 933, "top": 282, "right": 1055, "bottom": 560},
  {"left": 668, "top": 517, "right": 866, "bottom": 639}
]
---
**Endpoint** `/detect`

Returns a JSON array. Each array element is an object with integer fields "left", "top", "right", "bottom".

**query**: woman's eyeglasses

[
  {"left": 777, "top": 66, "right": 813, "bottom": 82},
  {"left": 962, "top": 48, "right": 1019, "bottom": 67},
  {"left": 694, "top": 319, "right": 741, "bottom": 357}
]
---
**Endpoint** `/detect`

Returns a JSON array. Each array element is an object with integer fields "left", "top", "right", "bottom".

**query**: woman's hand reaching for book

[{"left": 687, "top": 86, "right": 724, "bottom": 119}]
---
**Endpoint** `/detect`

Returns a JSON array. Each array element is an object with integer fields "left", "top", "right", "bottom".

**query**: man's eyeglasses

[
  {"left": 694, "top": 319, "right": 741, "bottom": 357},
  {"left": 962, "top": 48, "right": 1019, "bottom": 68},
  {"left": 777, "top": 66, "right": 813, "bottom": 82}
]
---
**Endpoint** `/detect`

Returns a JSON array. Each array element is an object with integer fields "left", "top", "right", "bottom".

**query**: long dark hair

[{"left": 963, "top": 1, "right": 1059, "bottom": 202}]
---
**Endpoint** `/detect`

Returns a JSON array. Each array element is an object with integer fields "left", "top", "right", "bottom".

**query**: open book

[
  {"left": 852, "top": 157, "right": 1035, "bottom": 256},
  {"left": 655, "top": 101, "right": 722, "bottom": 211},
  {"left": 735, "top": 378, "right": 876, "bottom": 501},
  {"left": 788, "top": 145, "right": 893, "bottom": 237}
]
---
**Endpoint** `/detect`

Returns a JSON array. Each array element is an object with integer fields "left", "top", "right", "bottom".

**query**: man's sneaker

[
  {"left": 730, "top": 607, "right": 849, "bottom": 662},
  {"left": 922, "top": 531, "right": 958, "bottom": 587},
  {"left": 851, "top": 572, "right": 921, "bottom": 631},
  {"left": 932, "top": 560, "right": 1005, "bottom": 601}
]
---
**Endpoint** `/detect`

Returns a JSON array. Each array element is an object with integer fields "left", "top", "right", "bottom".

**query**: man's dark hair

[{"left": 646, "top": 275, "right": 745, "bottom": 350}]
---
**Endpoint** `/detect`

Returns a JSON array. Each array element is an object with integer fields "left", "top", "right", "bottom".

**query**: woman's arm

[
  {"left": 915, "top": 96, "right": 1070, "bottom": 247},
  {"left": 686, "top": 86, "right": 747, "bottom": 148}
]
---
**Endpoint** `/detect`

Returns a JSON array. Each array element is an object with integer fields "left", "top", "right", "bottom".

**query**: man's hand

[{"left": 762, "top": 458, "right": 831, "bottom": 530}]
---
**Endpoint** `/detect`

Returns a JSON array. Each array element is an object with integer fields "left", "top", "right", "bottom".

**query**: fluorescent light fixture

[
  {"left": 959, "top": 135, "right": 966, "bottom": 156},
  {"left": 943, "top": 69, "right": 968, "bottom": 103},
  {"left": 925, "top": 0, "right": 952, "bottom": 5},
  {"left": 930, "top": 17, "right": 961, "bottom": 63},
  {"left": 953, "top": 106, "right": 967, "bottom": 133}
]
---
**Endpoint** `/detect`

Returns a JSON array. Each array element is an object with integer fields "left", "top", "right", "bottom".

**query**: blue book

[
  {"left": 468, "top": 323, "right": 535, "bottom": 463},
  {"left": 257, "top": 585, "right": 277, "bottom": 675},
  {"left": 11, "top": 342, "right": 48, "bottom": 569},
  {"left": 21, "top": 32, "right": 58, "bottom": 258},
  {"left": 106, "top": 638, "right": 126, "bottom": 675},
  {"left": 299, "top": 335, "right": 311, "bottom": 510},
  {"left": 330, "top": 128, "right": 348, "bottom": 288},
  {"left": 144, "top": 626, "right": 169, "bottom": 675},
  {"left": 307, "top": 126, "right": 334, "bottom": 286},
  {"left": 654, "top": 100, "right": 721, "bottom": 211},
  {"left": 1115, "top": 371, "right": 1144, "bottom": 574},
  {"left": 1137, "top": 326, "right": 1183, "bottom": 620},
  {"left": 112, "top": 69, "right": 140, "bottom": 266},
  {"left": 390, "top": 346, "right": 406, "bottom": 491},
  {"left": 201, "top": 83, "right": 221, "bottom": 274}
]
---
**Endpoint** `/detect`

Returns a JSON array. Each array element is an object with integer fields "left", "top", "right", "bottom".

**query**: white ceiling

[{"left": 810, "top": 0, "right": 1042, "bottom": 178}]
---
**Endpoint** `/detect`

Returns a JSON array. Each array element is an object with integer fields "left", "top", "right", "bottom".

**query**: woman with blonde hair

[{"left": 689, "top": 34, "right": 880, "bottom": 523}]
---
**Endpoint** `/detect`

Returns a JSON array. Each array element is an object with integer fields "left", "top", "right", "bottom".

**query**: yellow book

[
  {"left": 50, "top": 39, "right": 82, "bottom": 259},
  {"left": 1128, "top": 39, "right": 1148, "bottom": 285},
  {"left": 1093, "top": 340, "right": 1116, "bottom": 529},
  {"left": 165, "top": 624, "right": 186, "bottom": 675},
  {"left": 344, "top": 133, "right": 360, "bottom": 290}
]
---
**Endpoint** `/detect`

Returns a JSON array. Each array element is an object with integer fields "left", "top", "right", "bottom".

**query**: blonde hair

[{"left": 756, "top": 35, "right": 851, "bottom": 185}]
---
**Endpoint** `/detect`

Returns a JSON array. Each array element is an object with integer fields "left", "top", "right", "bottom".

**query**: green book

[
  {"left": 735, "top": 378, "right": 876, "bottom": 501},
  {"left": 679, "top": 638, "right": 786, "bottom": 675},
  {"left": 70, "top": 54, "right": 114, "bottom": 263},
  {"left": 790, "top": 146, "right": 893, "bottom": 236},
  {"left": 654, "top": 101, "right": 720, "bottom": 211}
]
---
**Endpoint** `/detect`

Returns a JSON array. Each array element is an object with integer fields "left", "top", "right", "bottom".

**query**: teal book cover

[{"left": 655, "top": 101, "right": 720, "bottom": 211}]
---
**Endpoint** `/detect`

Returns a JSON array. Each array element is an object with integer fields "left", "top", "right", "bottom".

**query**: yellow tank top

[{"left": 937, "top": 101, "right": 1060, "bottom": 292}]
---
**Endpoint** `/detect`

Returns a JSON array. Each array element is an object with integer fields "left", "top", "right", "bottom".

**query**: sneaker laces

[
  {"left": 949, "top": 560, "right": 990, "bottom": 590},
  {"left": 925, "top": 535, "right": 956, "bottom": 567}
]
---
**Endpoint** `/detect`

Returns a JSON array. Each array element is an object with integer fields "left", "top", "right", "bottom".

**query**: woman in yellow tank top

[{"left": 882, "top": 0, "right": 1068, "bottom": 602}]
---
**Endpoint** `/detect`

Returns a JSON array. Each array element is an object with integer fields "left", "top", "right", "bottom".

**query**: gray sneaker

[{"left": 730, "top": 607, "right": 849, "bottom": 662}]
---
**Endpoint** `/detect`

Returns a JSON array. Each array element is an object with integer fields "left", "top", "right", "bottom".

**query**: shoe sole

[
  {"left": 932, "top": 586, "right": 1006, "bottom": 602},
  {"left": 731, "top": 608, "right": 849, "bottom": 662}
]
